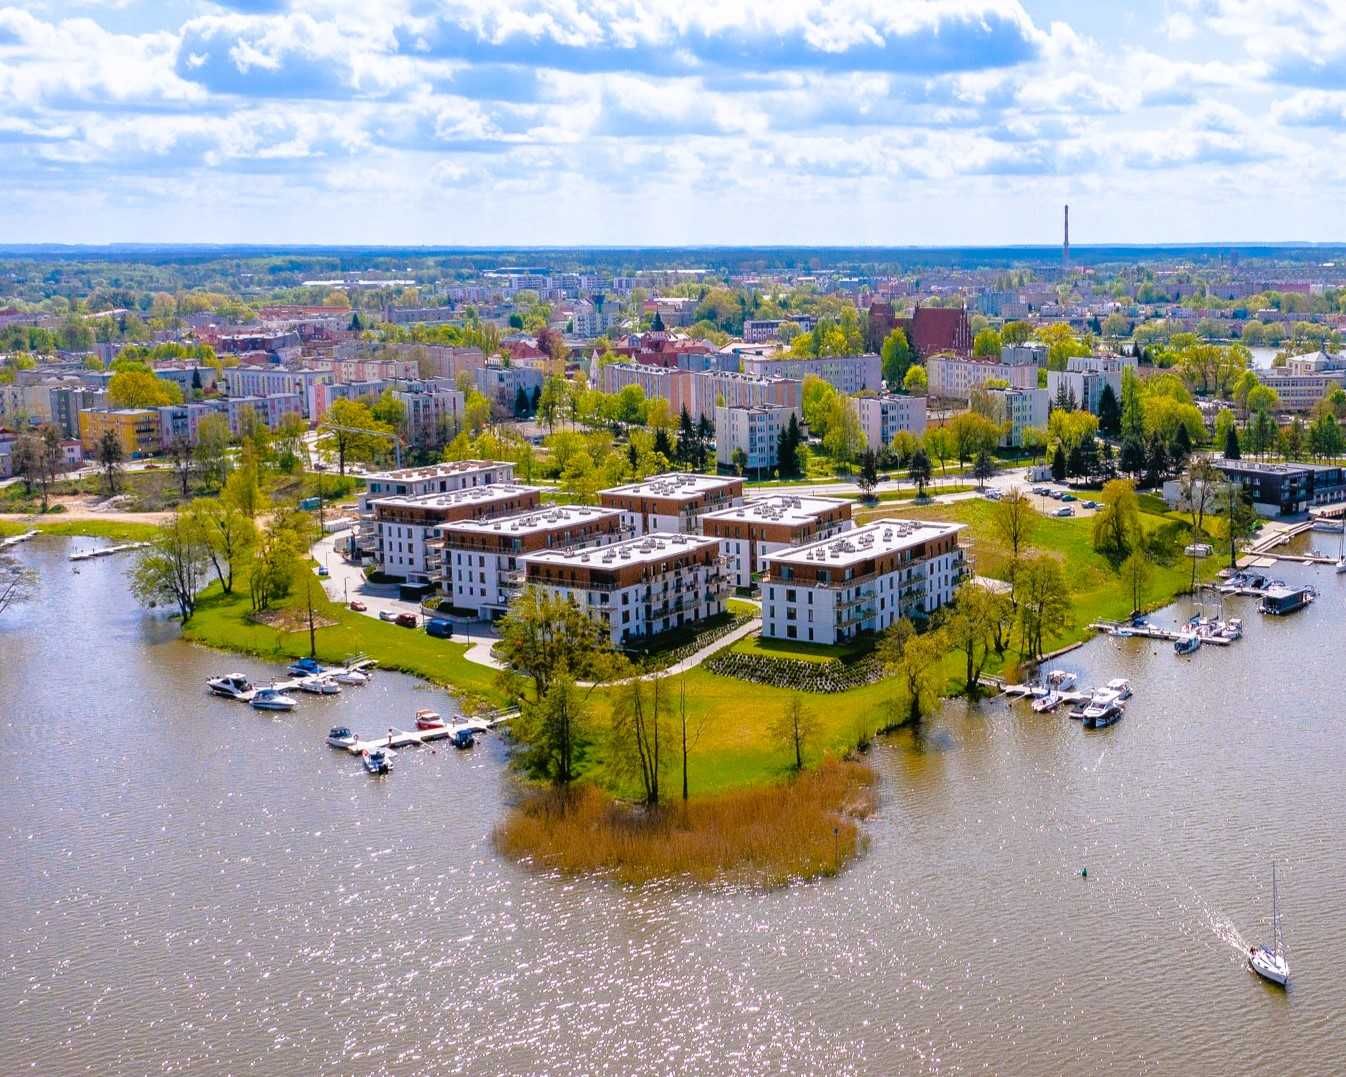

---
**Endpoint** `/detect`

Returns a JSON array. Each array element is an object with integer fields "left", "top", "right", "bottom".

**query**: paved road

[{"left": 750, "top": 466, "right": 1032, "bottom": 500}]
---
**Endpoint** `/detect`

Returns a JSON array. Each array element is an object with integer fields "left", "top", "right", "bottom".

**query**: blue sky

[{"left": 3, "top": 0, "right": 1345, "bottom": 246}]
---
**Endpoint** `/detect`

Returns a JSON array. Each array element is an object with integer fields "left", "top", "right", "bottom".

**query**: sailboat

[
  {"left": 1249, "top": 862, "right": 1289, "bottom": 987},
  {"left": 1335, "top": 519, "right": 1346, "bottom": 574}
]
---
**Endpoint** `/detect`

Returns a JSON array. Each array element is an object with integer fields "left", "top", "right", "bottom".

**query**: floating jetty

[
  {"left": 0, "top": 529, "right": 38, "bottom": 549},
  {"left": 69, "top": 541, "right": 149, "bottom": 562},
  {"left": 1089, "top": 620, "right": 1239, "bottom": 646},
  {"left": 344, "top": 712, "right": 515, "bottom": 755}
]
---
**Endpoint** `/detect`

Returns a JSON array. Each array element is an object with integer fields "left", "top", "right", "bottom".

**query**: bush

[{"left": 703, "top": 650, "right": 887, "bottom": 693}]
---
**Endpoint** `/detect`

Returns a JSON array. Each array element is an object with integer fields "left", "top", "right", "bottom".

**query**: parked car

[
  {"left": 1082, "top": 500, "right": 1098, "bottom": 509},
  {"left": 425, "top": 618, "right": 454, "bottom": 639},
  {"left": 317, "top": 565, "right": 330, "bottom": 577},
  {"left": 1054, "top": 506, "right": 1075, "bottom": 517},
  {"left": 1060, "top": 493, "right": 1076, "bottom": 502},
  {"left": 349, "top": 599, "right": 367, "bottom": 612},
  {"left": 378, "top": 610, "right": 397, "bottom": 622},
  {"left": 395, "top": 612, "right": 418, "bottom": 629}
]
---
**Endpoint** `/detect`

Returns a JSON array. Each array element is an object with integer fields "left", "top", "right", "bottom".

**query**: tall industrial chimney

[{"left": 1063, "top": 204, "right": 1070, "bottom": 270}]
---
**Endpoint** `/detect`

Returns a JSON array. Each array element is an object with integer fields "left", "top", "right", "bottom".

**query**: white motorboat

[
  {"left": 1081, "top": 689, "right": 1121, "bottom": 721},
  {"left": 1105, "top": 678, "right": 1132, "bottom": 700},
  {"left": 1031, "top": 691, "right": 1062, "bottom": 713},
  {"left": 326, "top": 726, "right": 358, "bottom": 749},
  {"left": 1046, "top": 669, "right": 1077, "bottom": 691},
  {"left": 1083, "top": 701, "right": 1124, "bottom": 729},
  {"left": 1249, "top": 862, "right": 1289, "bottom": 987},
  {"left": 207, "top": 674, "right": 255, "bottom": 701},
  {"left": 251, "top": 686, "right": 297, "bottom": 711},
  {"left": 1174, "top": 632, "right": 1201, "bottom": 655},
  {"left": 1335, "top": 525, "right": 1346, "bottom": 574},
  {"left": 332, "top": 668, "right": 369, "bottom": 686},
  {"left": 298, "top": 676, "right": 342, "bottom": 695}
]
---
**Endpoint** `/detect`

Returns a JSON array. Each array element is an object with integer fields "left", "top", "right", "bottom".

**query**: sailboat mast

[{"left": 1272, "top": 861, "right": 1282, "bottom": 956}]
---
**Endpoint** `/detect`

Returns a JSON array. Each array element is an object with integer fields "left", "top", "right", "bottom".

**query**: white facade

[
  {"left": 359, "top": 460, "right": 516, "bottom": 512},
  {"left": 741, "top": 353, "right": 882, "bottom": 395},
  {"left": 373, "top": 484, "right": 541, "bottom": 582},
  {"left": 572, "top": 299, "right": 619, "bottom": 337},
  {"left": 599, "top": 472, "right": 744, "bottom": 536},
  {"left": 760, "top": 519, "right": 966, "bottom": 645},
  {"left": 927, "top": 356, "right": 1039, "bottom": 398},
  {"left": 701, "top": 495, "right": 853, "bottom": 589},
  {"left": 439, "top": 504, "right": 625, "bottom": 616},
  {"left": 856, "top": 394, "right": 927, "bottom": 451},
  {"left": 715, "top": 404, "right": 796, "bottom": 472},
  {"left": 522, "top": 533, "right": 729, "bottom": 647},
  {"left": 1000, "top": 343, "right": 1048, "bottom": 367},
  {"left": 981, "top": 387, "right": 1049, "bottom": 447},
  {"left": 226, "top": 393, "right": 302, "bottom": 436}
]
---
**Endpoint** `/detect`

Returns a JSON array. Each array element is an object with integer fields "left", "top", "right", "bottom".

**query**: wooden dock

[
  {"left": 1089, "top": 622, "right": 1237, "bottom": 646},
  {"left": 346, "top": 712, "right": 516, "bottom": 754},
  {"left": 69, "top": 541, "right": 149, "bottom": 561}
]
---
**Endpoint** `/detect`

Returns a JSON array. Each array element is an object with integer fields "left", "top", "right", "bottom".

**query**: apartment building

[
  {"left": 571, "top": 298, "right": 619, "bottom": 337},
  {"left": 599, "top": 472, "right": 744, "bottom": 535},
  {"left": 226, "top": 393, "right": 303, "bottom": 436},
  {"left": 1046, "top": 355, "right": 1134, "bottom": 414},
  {"left": 743, "top": 316, "right": 816, "bottom": 343},
  {"left": 359, "top": 460, "right": 516, "bottom": 511},
  {"left": 394, "top": 382, "right": 464, "bottom": 444},
  {"left": 474, "top": 359, "right": 544, "bottom": 414},
  {"left": 927, "top": 355, "right": 1040, "bottom": 399},
  {"left": 701, "top": 495, "right": 853, "bottom": 589},
  {"left": 521, "top": 532, "right": 728, "bottom": 647},
  {"left": 856, "top": 394, "right": 927, "bottom": 451},
  {"left": 78, "top": 408, "right": 160, "bottom": 457},
  {"left": 980, "top": 387, "right": 1049, "bottom": 447},
  {"left": 224, "top": 366, "right": 331, "bottom": 416},
  {"left": 1000, "top": 343, "right": 1049, "bottom": 367},
  {"left": 760, "top": 518, "right": 966, "bottom": 645},
  {"left": 741, "top": 353, "right": 882, "bottom": 394},
  {"left": 158, "top": 401, "right": 228, "bottom": 449},
  {"left": 599, "top": 362, "right": 801, "bottom": 420},
  {"left": 715, "top": 404, "right": 797, "bottom": 472},
  {"left": 308, "top": 379, "right": 386, "bottom": 421},
  {"left": 1255, "top": 371, "right": 1346, "bottom": 412},
  {"left": 372, "top": 484, "right": 542, "bottom": 583},
  {"left": 436, "top": 504, "right": 625, "bottom": 616}
]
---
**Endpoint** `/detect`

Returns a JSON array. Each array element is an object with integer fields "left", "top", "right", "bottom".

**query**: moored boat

[
  {"left": 415, "top": 709, "right": 445, "bottom": 730},
  {"left": 207, "top": 674, "right": 255, "bottom": 701},
  {"left": 450, "top": 727, "right": 476, "bottom": 750},
  {"left": 297, "top": 676, "right": 341, "bottom": 695},
  {"left": 362, "top": 748, "right": 392, "bottom": 775},
  {"left": 1259, "top": 585, "right": 1315, "bottom": 616},
  {"left": 250, "top": 686, "right": 297, "bottom": 711},
  {"left": 287, "top": 657, "right": 325, "bottom": 678},
  {"left": 1174, "top": 632, "right": 1201, "bottom": 655},
  {"left": 1105, "top": 678, "right": 1132, "bottom": 700},
  {"left": 326, "top": 726, "right": 358, "bottom": 749},
  {"left": 1083, "top": 701, "right": 1124, "bottom": 729},
  {"left": 332, "top": 668, "right": 369, "bottom": 686},
  {"left": 1031, "top": 691, "right": 1062, "bottom": 714}
]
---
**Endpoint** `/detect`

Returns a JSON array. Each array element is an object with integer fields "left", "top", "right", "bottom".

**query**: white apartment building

[
  {"left": 927, "top": 356, "right": 1039, "bottom": 399},
  {"left": 436, "top": 504, "right": 625, "bottom": 617},
  {"left": 1000, "top": 343, "right": 1049, "bottom": 367},
  {"left": 359, "top": 460, "right": 517, "bottom": 513},
  {"left": 571, "top": 298, "right": 619, "bottom": 337},
  {"left": 980, "top": 387, "right": 1049, "bottom": 447},
  {"left": 224, "top": 366, "right": 331, "bottom": 416},
  {"left": 522, "top": 532, "right": 729, "bottom": 647},
  {"left": 226, "top": 393, "right": 303, "bottom": 436},
  {"left": 856, "top": 394, "right": 927, "bottom": 451},
  {"left": 701, "top": 495, "right": 853, "bottom": 589},
  {"left": 474, "top": 359, "right": 544, "bottom": 413},
  {"left": 715, "top": 404, "right": 797, "bottom": 472},
  {"left": 157, "top": 401, "right": 228, "bottom": 449},
  {"left": 598, "top": 472, "right": 744, "bottom": 535},
  {"left": 1046, "top": 355, "right": 1134, "bottom": 414},
  {"left": 760, "top": 518, "right": 966, "bottom": 645},
  {"left": 1256, "top": 370, "right": 1346, "bottom": 412},
  {"left": 372, "top": 484, "right": 542, "bottom": 583},
  {"left": 742, "top": 316, "right": 816, "bottom": 343},
  {"left": 394, "top": 383, "right": 464, "bottom": 445},
  {"left": 742, "top": 353, "right": 882, "bottom": 394}
]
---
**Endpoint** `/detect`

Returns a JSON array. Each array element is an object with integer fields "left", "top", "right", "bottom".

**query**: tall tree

[
  {"left": 96, "top": 429, "right": 124, "bottom": 495},
  {"left": 1119, "top": 549, "right": 1153, "bottom": 616},
  {"left": 186, "top": 497, "right": 255, "bottom": 595},
  {"left": 194, "top": 413, "right": 231, "bottom": 489},
  {"left": 495, "top": 586, "right": 625, "bottom": 700},
  {"left": 128, "top": 513, "right": 210, "bottom": 623},
  {"left": 773, "top": 694, "right": 816, "bottom": 772},
  {"left": 908, "top": 447, "right": 932, "bottom": 498},
  {"left": 1092, "top": 478, "right": 1141, "bottom": 560},
  {"left": 1097, "top": 382, "right": 1122, "bottom": 437},
  {"left": 1015, "top": 556, "right": 1071, "bottom": 659}
]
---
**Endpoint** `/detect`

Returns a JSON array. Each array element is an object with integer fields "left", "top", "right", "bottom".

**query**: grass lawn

[
  {"left": 183, "top": 568, "right": 507, "bottom": 708},
  {"left": 730, "top": 632, "right": 873, "bottom": 664},
  {"left": 0, "top": 517, "right": 161, "bottom": 542}
]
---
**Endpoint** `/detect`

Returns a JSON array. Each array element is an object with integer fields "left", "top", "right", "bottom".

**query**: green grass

[
  {"left": 183, "top": 568, "right": 507, "bottom": 707},
  {"left": 730, "top": 633, "right": 873, "bottom": 664},
  {"left": 0, "top": 517, "right": 161, "bottom": 542},
  {"left": 726, "top": 598, "right": 759, "bottom": 617}
]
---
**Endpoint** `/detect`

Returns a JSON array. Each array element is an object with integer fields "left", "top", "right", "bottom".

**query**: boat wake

[{"left": 1204, "top": 909, "right": 1250, "bottom": 954}]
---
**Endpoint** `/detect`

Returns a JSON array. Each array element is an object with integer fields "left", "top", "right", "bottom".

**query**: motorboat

[
  {"left": 1027, "top": 683, "right": 1050, "bottom": 700},
  {"left": 1046, "top": 669, "right": 1077, "bottom": 691},
  {"left": 1003, "top": 683, "right": 1033, "bottom": 698},
  {"left": 297, "top": 676, "right": 341, "bottom": 695},
  {"left": 1031, "top": 692, "right": 1062, "bottom": 714},
  {"left": 1174, "top": 633, "right": 1201, "bottom": 655},
  {"left": 287, "top": 657, "right": 325, "bottom": 678},
  {"left": 362, "top": 749, "right": 392, "bottom": 775},
  {"left": 1081, "top": 689, "right": 1121, "bottom": 722},
  {"left": 207, "top": 674, "right": 255, "bottom": 701},
  {"left": 332, "top": 668, "right": 369, "bottom": 686},
  {"left": 251, "top": 686, "right": 297, "bottom": 712},
  {"left": 1105, "top": 678, "right": 1132, "bottom": 700},
  {"left": 415, "top": 709, "right": 446, "bottom": 730},
  {"left": 1083, "top": 701, "right": 1124, "bottom": 729},
  {"left": 1249, "top": 862, "right": 1289, "bottom": 987},
  {"left": 450, "top": 727, "right": 476, "bottom": 750},
  {"left": 346, "top": 657, "right": 378, "bottom": 674},
  {"left": 1259, "top": 585, "right": 1315, "bottom": 616},
  {"left": 1067, "top": 706, "right": 1088, "bottom": 720},
  {"left": 327, "top": 726, "right": 358, "bottom": 749}
]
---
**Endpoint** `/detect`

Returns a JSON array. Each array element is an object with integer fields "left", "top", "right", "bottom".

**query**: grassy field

[
  {"left": 730, "top": 633, "right": 872, "bottom": 663},
  {"left": 183, "top": 569, "right": 507, "bottom": 707},
  {"left": 0, "top": 517, "right": 161, "bottom": 542}
]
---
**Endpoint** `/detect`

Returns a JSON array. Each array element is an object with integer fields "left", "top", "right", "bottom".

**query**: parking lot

[{"left": 978, "top": 481, "right": 1102, "bottom": 518}]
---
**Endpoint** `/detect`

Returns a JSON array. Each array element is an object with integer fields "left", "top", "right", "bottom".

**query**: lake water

[{"left": 2, "top": 536, "right": 1344, "bottom": 1075}]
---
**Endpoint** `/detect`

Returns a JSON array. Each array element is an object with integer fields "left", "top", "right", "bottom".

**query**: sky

[{"left": 4, "top": 0, "right": 1346, "bottom": 247}]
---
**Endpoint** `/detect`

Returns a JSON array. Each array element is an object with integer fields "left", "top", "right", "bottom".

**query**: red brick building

[{"left": 868, "top": 303, "right": 972, "bottom": 358}]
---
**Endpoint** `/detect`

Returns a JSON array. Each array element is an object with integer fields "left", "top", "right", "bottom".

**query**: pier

[
  {"left": 345, "top": 712, "right": 516, "bottom": 755},
  {"left": 69, "top": 541, "right": 149, "bottom": 561},
  {"left": 0, "top": 529, "right": 38, "bottom": 549},
  {"left": 1088, "top": 621, "right": 1238, "bottom": 645}
]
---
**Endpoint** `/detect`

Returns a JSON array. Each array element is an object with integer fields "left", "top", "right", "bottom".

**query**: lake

[{"left": 2, "top": 535, "right": 1343, "bottom": 1075}]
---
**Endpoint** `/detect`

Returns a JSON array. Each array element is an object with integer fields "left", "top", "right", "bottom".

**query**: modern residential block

[
  {"left": 598, "top": 472, "right": 744, "bottom": 535},
  {"left": 700, "top": 495, "right": 853, "bottom": 589},
  {"left": 714, "top": 404, "right": 798, "bottom": 473},
  {"left": 856, "top": 394, "right": 927, "bottom": 450}
]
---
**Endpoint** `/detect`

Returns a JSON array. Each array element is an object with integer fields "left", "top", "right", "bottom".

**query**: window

[{"left": 787, "top": 625, "right": 797, "bottom": 639}]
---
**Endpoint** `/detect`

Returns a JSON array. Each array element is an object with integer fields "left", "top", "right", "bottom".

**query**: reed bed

[{"left": 495, "top": 758, "right": 878, "bottom": 888}]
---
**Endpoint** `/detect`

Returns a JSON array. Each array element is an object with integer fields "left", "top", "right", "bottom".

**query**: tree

[
  {"left": 777, "top": 412, "right": 802, "bottom": 478},
  {"left": 223, "top": 453, "right": 262, "bottom": 519},
  {"left": 903, "top": 364, "right": 928, "bottom": 395},
  {"left": 731, "top": 446, "right": 748, "bottom": 476},
  {"left": 878, "top": 619, "right": 946, "bottom": 724},
  {"left": 1216, "top": 480, "right": 1257, "bottom": 571},
  {"left": 1097, "top": 382, "right": 1121, "bottom": 437},
  {"left": 972, "top": 328, "right": 1002, "bottom": 358},
  {"left": 856, "top": 448, "right": 880, "bottom": 499},
  {"left": 514, "top": 670, "right": 590, "bottom": 787},
  {"left": 972, "top": 450, "right": 995, "bottom": 489},
  {"left": 187, "top": 497, "right": 255, "bottom": 595},
  {"left": 107, "top": 370, "right": 182, "bottom": 409},
  {"left": 194, "top": 413, "right": 231, "bottom": 489},
  {"left": 1015, "top": 556, "right": 1072, "bottom": 659},
  {"left": 908, "top": 448, "right": 932, "bottom": 498},
  {"left": 371, "top": 387, "right": 407, "bottom": 433},
  {"left": 1180, "top": 459, "right": 1219, "bottom": 588},
  {"left": 773, "top": 694, "right": 817, "bottom": 772},
  {"left": 1120, "top": 367, "right": 1145, "bottom": 442},
  {"left": 1119, "top": 549, "right": 1153, "bottom": 616},
  {"left": 96, "top": 429, "right": 124, "bottom": 495},
  {"left": 822, "top": 396, "right": 864, "bottom": 466},
  {"left": 925, "top": 426, "right": 953, "bottom": 481},
  {"left": 993, "top": 488, "right": 1034, "bottom": 609},
  {"left": 167, "top": 435, "right": 194, "bottom": 497},
  {"left": 495, "top": 586, "right": 624, "bottom": 700},
  {"left": 1050, "top": 443, "right": 1067, "bottom": 483},
  {"left": 128, "top": 514, "right": 209, "bottom": 623},
  {"left": 318, "top": 398, "right": 390, "bottom": 475},
  {"left": 1092, "top": 478, "right": 1141, "bottom": 560},
  {"left": 880, "top": 327, "right": 913, "bottom": 387},
  {"left": 246, "top": 509, "right": 316, "bottom": 613},
  {"left": 940, "top": 582, "right": 1010, "bottom": 696},
  {"left": 610, "top": 674, "right": 669, "bottom": 804}
]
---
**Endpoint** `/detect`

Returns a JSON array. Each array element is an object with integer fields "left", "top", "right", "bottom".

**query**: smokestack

[{"left": 1063, "top": 204, "right": 1070, "bottom": 270}]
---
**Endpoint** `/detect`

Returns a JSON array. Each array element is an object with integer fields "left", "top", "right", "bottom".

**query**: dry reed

[{"left": 494, "top": 758, "right": 878, "bottom": 888}]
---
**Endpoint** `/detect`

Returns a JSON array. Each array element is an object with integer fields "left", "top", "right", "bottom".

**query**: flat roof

[
  {"left": 764, "top": 517, "right": 963, "bottom": 568},
  {"left": 701, "top": 494, "right": 850, "bottom": 526},
  {"left": 600, "top": 472, "right": 741, "bottom": 501},
  {"left": 523, "top": 531, "right": 719, "bottom": 570},
  {"left": 371, "top": 484, "right": 539, "bottom": 511},
  {"left": 439, "top": 504, "right": 622, "bottom": 536},
  {"left": 365, "top": 460, "right": 512, "bottom": 483}
]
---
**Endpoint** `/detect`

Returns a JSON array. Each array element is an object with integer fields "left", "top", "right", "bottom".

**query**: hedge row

[{"left": 702, "top": 650, "right": 887, "bottom": 693}]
